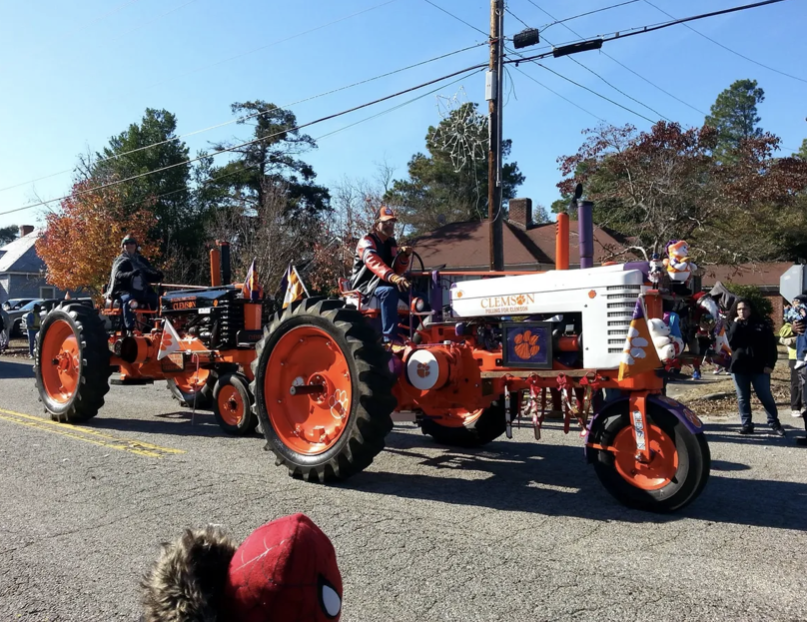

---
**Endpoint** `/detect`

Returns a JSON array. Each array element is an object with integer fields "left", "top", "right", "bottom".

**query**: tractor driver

[
  {"left": 350, "top": 206, "right": 412, "bottom": 344},
  {"left": 108, "top": 235, "right": 163, "bottom": 332}
]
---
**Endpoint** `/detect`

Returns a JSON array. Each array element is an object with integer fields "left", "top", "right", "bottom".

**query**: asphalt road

[{"left": 0, "top": 357, "right": 805, "bottom": 622}]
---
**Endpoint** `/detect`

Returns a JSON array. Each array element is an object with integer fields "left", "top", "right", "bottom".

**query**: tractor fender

[{"left": 584, "top": 394, "right": 705, "bottom": 463}]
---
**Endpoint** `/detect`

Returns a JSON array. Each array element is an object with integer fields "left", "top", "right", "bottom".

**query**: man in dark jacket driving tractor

[
  {"left": 350, "top": 206, "right": 412, "bottom": 344},
  {"left": 108, "top": 235, "right": 163, "bottom": 331}
]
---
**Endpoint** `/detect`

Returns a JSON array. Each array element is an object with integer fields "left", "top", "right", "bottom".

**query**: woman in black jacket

[{"left": 727, "top": 298, "right": 785, "bottom": 436}]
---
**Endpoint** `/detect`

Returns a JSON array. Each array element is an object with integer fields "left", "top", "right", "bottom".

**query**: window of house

[{"left": 40, "top": 286, "right": 55, "bottom": 299}]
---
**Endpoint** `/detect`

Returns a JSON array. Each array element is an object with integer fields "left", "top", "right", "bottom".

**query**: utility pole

[{"left": 487, "top": 0, "right": 504, "bottom": 271}]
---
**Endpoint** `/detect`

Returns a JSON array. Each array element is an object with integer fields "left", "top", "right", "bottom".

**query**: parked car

[
  {"left": 2, "top": 298, "right": 35, "bottom": 312},
  {"left": 14, "top": 298, "right": 67, "bottom": 334},
  {"left": 6, "top": 299, "right": 42, "bottom": 337},
  {"left": 19, "top": 298, "right": 102, "bottom": 332}
]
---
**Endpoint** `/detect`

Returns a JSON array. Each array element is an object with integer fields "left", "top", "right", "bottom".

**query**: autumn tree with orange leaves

[{"left": 36, "top": 181, "right": 159, "bottom": 299}]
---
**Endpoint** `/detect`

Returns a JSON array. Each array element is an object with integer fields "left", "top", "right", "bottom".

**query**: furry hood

[{"left": 142, "top": 526, "right": 237, "bottom": 622}]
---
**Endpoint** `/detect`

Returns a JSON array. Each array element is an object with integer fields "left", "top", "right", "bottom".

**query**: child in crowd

[{"left": 783, "top": 301, "right": 807, "bottom": 369}]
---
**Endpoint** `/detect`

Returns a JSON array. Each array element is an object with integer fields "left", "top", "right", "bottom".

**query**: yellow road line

[{"left": 0, "top": 408, "right": 185, "bottom": 458}]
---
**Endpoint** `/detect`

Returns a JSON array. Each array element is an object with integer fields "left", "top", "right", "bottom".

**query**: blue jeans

[
  {"left": 374, "top": 285, "right": 407, "bottom": 342},
  {"left": 120, "top": 289, "right": 159, "bottom": 330},
  {"left": 27, "top": 329, "right": 37, "bottom": 357},
  {"left": 731, "top": 372, "right": 781, "bottom": 428},
  {"left": 797, "top": 334, "right": 807, "bottom": 360}
]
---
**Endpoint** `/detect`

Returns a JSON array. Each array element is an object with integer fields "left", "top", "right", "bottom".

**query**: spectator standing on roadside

[
  {"left": 727, "top": 297, "right": 785, "bottom": 436},
  {"left": 24, "top": 304, "right": 41, "bottom": 359},
  {"left": 0, "top": 306, "right": 8, "bottom": 354},
  {"left": 779, "top": 297, "right": 805, "bottom": 418},
  {"left": 786, "top": 309, "right": 807, "bottom": 446}
]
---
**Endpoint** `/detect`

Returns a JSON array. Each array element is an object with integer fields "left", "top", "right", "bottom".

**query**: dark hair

[{"left": 729, "top": 297, "right": 761, "bottom": 322}]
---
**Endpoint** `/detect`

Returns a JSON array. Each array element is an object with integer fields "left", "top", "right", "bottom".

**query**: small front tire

[
  {"left": 212, "top": 373, "right": 257, "bottom": 435},
  {"left": 591, "top": 403, "right": 710, "bottom": 512}
]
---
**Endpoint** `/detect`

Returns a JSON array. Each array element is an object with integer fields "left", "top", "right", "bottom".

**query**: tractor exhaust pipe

[
  {"left": 220, "top": 241, "right": 231, "bottom": 285},
  {"left": 578, "top": 200, "right": 594, "bottom": 270},
  {"left": 555, "top": 213, "right": 569, "bottom": 270},
  {"left": 210, "top": 247, "right": 221, "bottom": 287}
]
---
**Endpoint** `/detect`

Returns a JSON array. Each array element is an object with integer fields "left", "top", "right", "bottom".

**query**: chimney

[
  {"left": 508, "top": 198, "right": 533, "bottom": 230},
  {"left": 19, "top": 225, "right": 34, "bottom": 237}
]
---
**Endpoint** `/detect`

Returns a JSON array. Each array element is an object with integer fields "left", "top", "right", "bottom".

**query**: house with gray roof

[{"left": 0, "top": 225, "right": 77, "bottom": 305}]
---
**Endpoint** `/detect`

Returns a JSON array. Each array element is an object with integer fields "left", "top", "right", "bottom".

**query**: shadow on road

[
  {"left": 0, "top": 359, "right": 34, "bottom": 380},
  {"left": 88, "top": 412, "right": 262, "bottom": 439},
  {"left": 343, "top": 424, "right": 807, "bottom": 531}
]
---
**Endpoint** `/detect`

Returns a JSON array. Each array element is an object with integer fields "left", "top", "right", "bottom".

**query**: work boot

[
  {"left": 771, "top": 424, "right": 787, "bottom": 438},
  {"left": 739, "top": 424, "right": 754, "bottom": 435}
]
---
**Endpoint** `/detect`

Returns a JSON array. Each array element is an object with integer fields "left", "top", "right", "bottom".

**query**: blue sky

[{"left": 1, "top": 0, "right": 805, "bottom": 232}]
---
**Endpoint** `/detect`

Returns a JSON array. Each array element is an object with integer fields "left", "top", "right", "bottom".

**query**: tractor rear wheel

[
  {"left": 213, "top": 373, "right": 257, "bottom": 435},
  {"left": 35, "top": 305, "right": 111, "bottom": 423},
  {"left": 591, "top": 402, "right": 710, "bottom": 512},
  {"left": 166, "top": 368, "right": 214, "bottom": 409},
  {"left": 419, "top": 400, "right": 507, "bottom": 448},
  {"left": 251, "top": 298, "right": 396, "bottom": 483}
]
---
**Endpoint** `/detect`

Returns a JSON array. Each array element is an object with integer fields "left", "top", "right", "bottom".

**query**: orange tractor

[
  {"left": 35, "top": 196, "right": 710, "bottom": 512},
  {"left": 34, "top": 243, "right": 266, "bottom": 435},
  {"left": 245, "top": 196, "right": 710, "bottom": 513}
]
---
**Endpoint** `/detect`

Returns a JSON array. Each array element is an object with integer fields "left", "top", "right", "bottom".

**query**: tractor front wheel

[
  {"left": 35, "top": 305, "right": 111, "bottom": 423},
  {"left": 419, "top": 401, "right": 506, "bottom": 448},
  {"left": 591, "top": 403, "right": 710, "bottom": 512},
  {"left": 213, "top": 373, "right": 257, "bottom": 435},
  {"left": 251, "top": 298, "right": 396, "bottom": 483}
]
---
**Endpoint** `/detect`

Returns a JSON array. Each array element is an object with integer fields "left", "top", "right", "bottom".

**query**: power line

[
  {"left": 116, "top": 72, "right": 482, "bottom": 210},
  {"left": 534, "top": 62, "right": 656, "bottom": 123},
  {"left": 422, "top": 0, "right": 490, "bottom": 37},
  {"left": 527, "top": 0, "right": 707, "bottom": 117},
  {"left": 504, "top": 6, "right": 532, "bottom": 29},
  {"left": 522, "top": 3, "right": 670, "bottom": 120},
  {"left": 538, "top": 0, "right": 642, "bottom": 30},
  {"left": 0, "top": 64, "right": 487, "bottom": 217},
  {"left": 0, "top": 42, "right": 486, "bottom": 194},
  {"left": 508, "top": 1, "right": 798, "bottom": 63},
  {"left": 600, "top": 54, "right": 707, "bottom": 116},
  {"left": 511, "top": 65, "right": 607, "bottom": 121},
  {"left": 643, "top": 0, "right": 807, "bottom": 85},
  {"left": 592, "top": 0, "right": 796, "bottom": 44}
]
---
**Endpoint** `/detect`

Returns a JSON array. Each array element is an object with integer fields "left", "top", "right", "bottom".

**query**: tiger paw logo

[
  {"left": 161, "top": 332, "right": 174, "bottom": 348},
  {"left": 516, "top": 295, "right": 526, "bottom": 305},
  {"left": 329, "top": 390, "right": 349, "bottom": 419},
  {"left": 416, "top": 362, "right": 431, "bottom": 378},
  {"left": 514, "top": 330, "right": 540, "bottom": 360}
]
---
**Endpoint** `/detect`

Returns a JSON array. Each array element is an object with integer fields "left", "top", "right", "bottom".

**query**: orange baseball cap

[{"left": 376, "top": 205, "right": 398, "bottom": 222}]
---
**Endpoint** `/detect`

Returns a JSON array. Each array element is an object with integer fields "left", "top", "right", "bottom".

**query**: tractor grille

[{"left": 606, "top": 285, "right": 641, "bottom": 353}]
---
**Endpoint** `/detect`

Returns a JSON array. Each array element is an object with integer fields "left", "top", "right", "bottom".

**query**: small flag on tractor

[
  {"left": 242, "top": 259, "right": 263, "bottom": 301},
  {"left": 280, "top": 263, "right": 309, "bottom": 309},
  {"left": 157, "top": 318, "right": 184, "bottom": 361},
  {"left": 618, "top": 298, "right": 662, "bottom": 381}
]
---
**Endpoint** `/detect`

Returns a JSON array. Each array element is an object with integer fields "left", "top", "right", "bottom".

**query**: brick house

[
  {"left": 411, "top": 197, "right": 794, "bottom": 322},
  {"left": 412, "top": 198, "right": 627, "bottom": 272}
]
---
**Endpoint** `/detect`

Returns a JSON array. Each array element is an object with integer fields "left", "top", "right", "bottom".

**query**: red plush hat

[
  {"left": 224, "top": 513, "right": 342, "bottom": 621},
  {"left": 142, "top": 513, "right": 342, "bottom": 622}
]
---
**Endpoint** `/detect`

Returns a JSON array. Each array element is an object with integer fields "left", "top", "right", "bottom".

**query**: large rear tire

[
  {"left": 251, "top": 298, "right": 396, "bottom": 483},
  {"left": 591, "top": 402, "right": 710, "bottom": 512},
  {"left": 35, "top": 305, "right": 111, "bottom": 423},
  {"left": 419, "top": 401, "right": 506, "bottom": 448}
]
